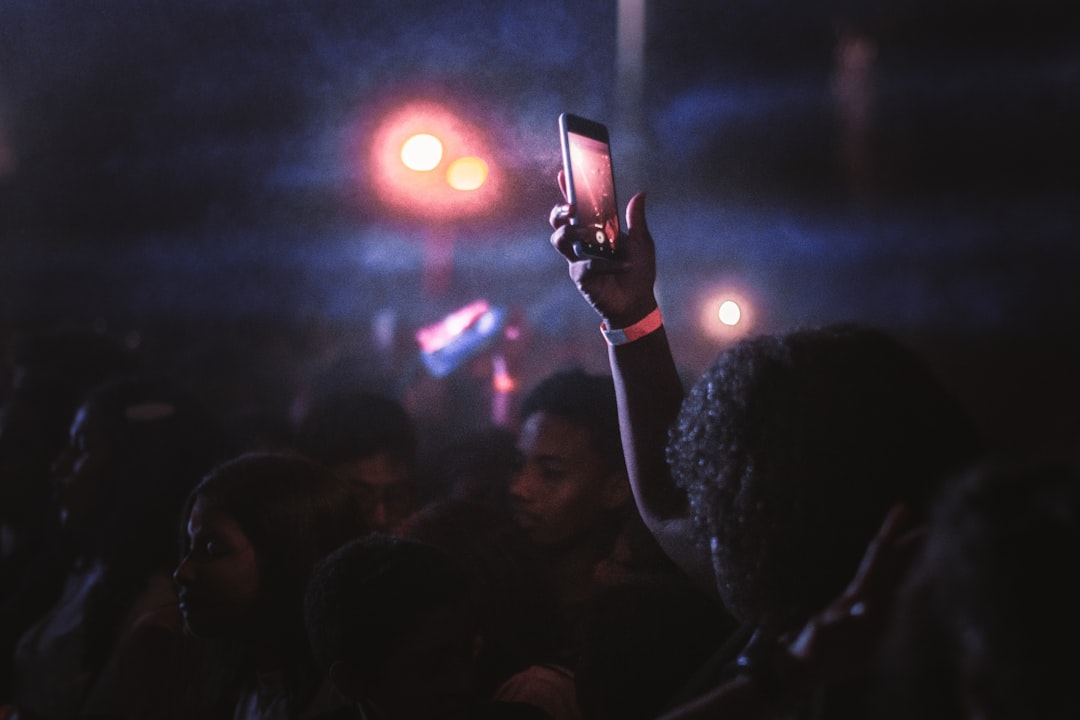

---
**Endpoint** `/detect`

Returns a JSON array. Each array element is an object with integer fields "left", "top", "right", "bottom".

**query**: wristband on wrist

[{"left": 600, "top": 307, "right": 663, "bottom": 346}]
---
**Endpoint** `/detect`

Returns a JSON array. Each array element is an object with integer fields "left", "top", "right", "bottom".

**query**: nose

[
  {"left": 173, "top": 554, "right": 196, "bottom": 588},
  {"left": 508, "top": 465, "right": 536, "bottom": 504}
]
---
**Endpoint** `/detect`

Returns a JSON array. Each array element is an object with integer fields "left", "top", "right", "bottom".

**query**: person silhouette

[
  {"left": 9, "top": 373, "right": 223, "bottom": 720},
  {"left": 168, "top": 450, "right": 370, "bottom": 720},
  {"left": 548, "top": 179, "right": 981, "bottom": 718}
]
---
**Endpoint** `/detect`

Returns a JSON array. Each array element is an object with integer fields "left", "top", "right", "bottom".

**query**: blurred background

[{"left": 2, "top": 0, "right": 1078, "bottom": 456}]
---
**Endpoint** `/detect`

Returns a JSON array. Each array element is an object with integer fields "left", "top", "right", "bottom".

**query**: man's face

[
  {"left": 509, "top": 412, "right": 618, "bottom": 549},
  {"left": 333, "top": 451, "right": 411, "bottom": 534}
]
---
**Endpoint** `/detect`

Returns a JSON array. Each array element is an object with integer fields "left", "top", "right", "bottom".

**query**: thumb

[{"left": 626, "top": 192, "right": 648, "bottom": 235}]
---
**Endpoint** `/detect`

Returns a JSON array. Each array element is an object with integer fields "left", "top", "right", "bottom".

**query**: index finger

[
  {"left": 845, "top": 504, "right": 920, "bottom": 601},
  {"left": 549, "top": 202, "right": 574, "bottom": 230}
]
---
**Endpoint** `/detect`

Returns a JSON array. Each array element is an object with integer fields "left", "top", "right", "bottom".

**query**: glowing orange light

[
  {"left": 446, "top": 156, "right": 488, "bottom": 191},
  {"left": 400, "top": 133, "right": 443, "bottom": 171},
  {"left": 492, "top": 353, "right": 516, "bottom": 393},
  {"left": 368, "top": 101, "right": 498, "bottom": 220},
  {"left": 492, "top": 371, "right": 516, "bottom": 394}
]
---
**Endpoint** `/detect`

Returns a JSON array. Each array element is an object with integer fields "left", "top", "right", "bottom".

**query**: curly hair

[{"left": 667, "top": 324, "right": 980, "bottom": 630}]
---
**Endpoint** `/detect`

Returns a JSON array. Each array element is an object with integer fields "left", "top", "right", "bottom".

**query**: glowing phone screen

[{"left": 567, "top": 132, "right": 619, "bottom": 253}]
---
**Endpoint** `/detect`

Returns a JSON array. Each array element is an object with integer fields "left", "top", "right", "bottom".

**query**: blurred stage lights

[
  {"left": 368, "top": 101, "right": 497, "bottom": 220},
  {"left": 700, "top": 290, "right": 754, "bottom": 342},
  {"left": 399, "top": 133, "right": 487, "bottom": 190},
  {"left": 446, "top": 156, "right": 488, "bottom": 191},
  {"left": 400, "top": 133, "right": 443, "bottom": 171},
  {"left": 718, "top": 299, "right": 742, "bottom": 326}
]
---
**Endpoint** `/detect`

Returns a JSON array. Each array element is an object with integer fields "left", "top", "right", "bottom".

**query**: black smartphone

[{"left": 559, "top": 113, "right": 620, "bottom": 260}]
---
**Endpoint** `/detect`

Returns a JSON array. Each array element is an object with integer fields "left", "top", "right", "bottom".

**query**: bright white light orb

[
  {"left": 400, "top": 133, "right": 443, "bottom": 171},
  {"left": 718, "top": 300, "right": 742, "bottom": 326}
]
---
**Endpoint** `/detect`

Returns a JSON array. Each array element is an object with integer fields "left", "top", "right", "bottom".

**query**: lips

[
  {"left": 510, "top": 506, "right": 538, "bottom": 528},
  {"left": 176, "top": 593, "right": 201, "bottom": 619},
  {"left": 177, "top": 594, "right": 214, "bottom": 636}
]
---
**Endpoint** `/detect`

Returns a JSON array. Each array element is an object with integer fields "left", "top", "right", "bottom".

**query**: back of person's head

[
  {"left": 877, "top": 458, "right": 1080, "bottom": 719},
  {"left": 518, "top": 368, "right": 624, "bottom": 476},
  {"left": 304, "top": 534, "right": 479, "bottom": 717},
  {"left": 668, "top": 323, "right": 980, "bottom": 630},
  {"left": 402, "top": 498, "right": 560, "bottom": 691}
]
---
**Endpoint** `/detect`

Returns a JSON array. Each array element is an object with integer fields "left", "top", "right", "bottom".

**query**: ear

[
  {"left": 328, "top": 660, "right": 367, "bottom": 703},
  {"left": 600, "top": 468, "right": 631, "bottom": 510}
]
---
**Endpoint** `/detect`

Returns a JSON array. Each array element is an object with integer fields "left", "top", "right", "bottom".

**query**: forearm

[
  {"left": 608, "top": 324, "right": 684, "bottom": 519},
  {"left": 607, "top": 318, "right": 715, "bottom": 590}
]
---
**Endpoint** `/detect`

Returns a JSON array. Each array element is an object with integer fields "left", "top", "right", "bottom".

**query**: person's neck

[{"left": 543, "top": 522, "right": 619, "bottom": 608}]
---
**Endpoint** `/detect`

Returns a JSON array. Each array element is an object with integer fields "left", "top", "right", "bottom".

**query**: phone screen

[{"left": 561, "top": 115, "right": 619, "bottom": 258}]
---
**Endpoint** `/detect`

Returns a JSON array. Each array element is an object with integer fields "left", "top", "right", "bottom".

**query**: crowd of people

[{"left": 1, "top": 177, "right": 1077, "bottom": 720}]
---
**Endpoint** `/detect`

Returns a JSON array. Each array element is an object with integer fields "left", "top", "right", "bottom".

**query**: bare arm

[{"left": 549, "top": 182, "right": 714, "bottom": 590}]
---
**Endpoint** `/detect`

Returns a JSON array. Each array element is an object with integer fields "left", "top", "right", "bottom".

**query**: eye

[
  {"left": 186, "top": 535, "right": 223, "bottom": 559},
  {"left": 538, "top": 461, "right": 568, "bottom": 483}
]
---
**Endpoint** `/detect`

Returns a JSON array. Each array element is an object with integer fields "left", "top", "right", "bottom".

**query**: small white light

[
  {"left": 718, "top": 300, "right": 742, "bottom": 326},
  {"left": 400, "top": 133, "right": 443, "bottom": 171}
]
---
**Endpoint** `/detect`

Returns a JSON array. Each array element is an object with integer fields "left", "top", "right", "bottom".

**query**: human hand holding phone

[{"left": 549, "top": 170, "right": 657, "bottom": 330}]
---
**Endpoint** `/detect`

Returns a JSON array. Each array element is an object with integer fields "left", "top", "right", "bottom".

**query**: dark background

[{"left": 2, "top": 0, "right": 1078, "bottom": 455}]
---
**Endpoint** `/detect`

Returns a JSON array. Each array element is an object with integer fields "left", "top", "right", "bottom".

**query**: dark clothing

[{"left": 662, "top": 622, "right": 874, "bottom": 720}]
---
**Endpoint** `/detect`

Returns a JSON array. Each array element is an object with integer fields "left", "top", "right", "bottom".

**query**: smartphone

[{"left": 559, "top": 113, "right": 621, "bottom": 260}]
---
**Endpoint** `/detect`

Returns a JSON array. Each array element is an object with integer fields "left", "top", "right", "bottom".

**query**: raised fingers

[
  {"left": 549, "top": 223, "right": 581, "bottom": 262},
  {"left": 549, "top": 201, "right": 574, "bottom": 230}
]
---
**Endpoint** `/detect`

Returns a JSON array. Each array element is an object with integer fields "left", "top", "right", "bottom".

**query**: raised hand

[{"left": 549, "top": 171, "right": 658, "bottom": 329}]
